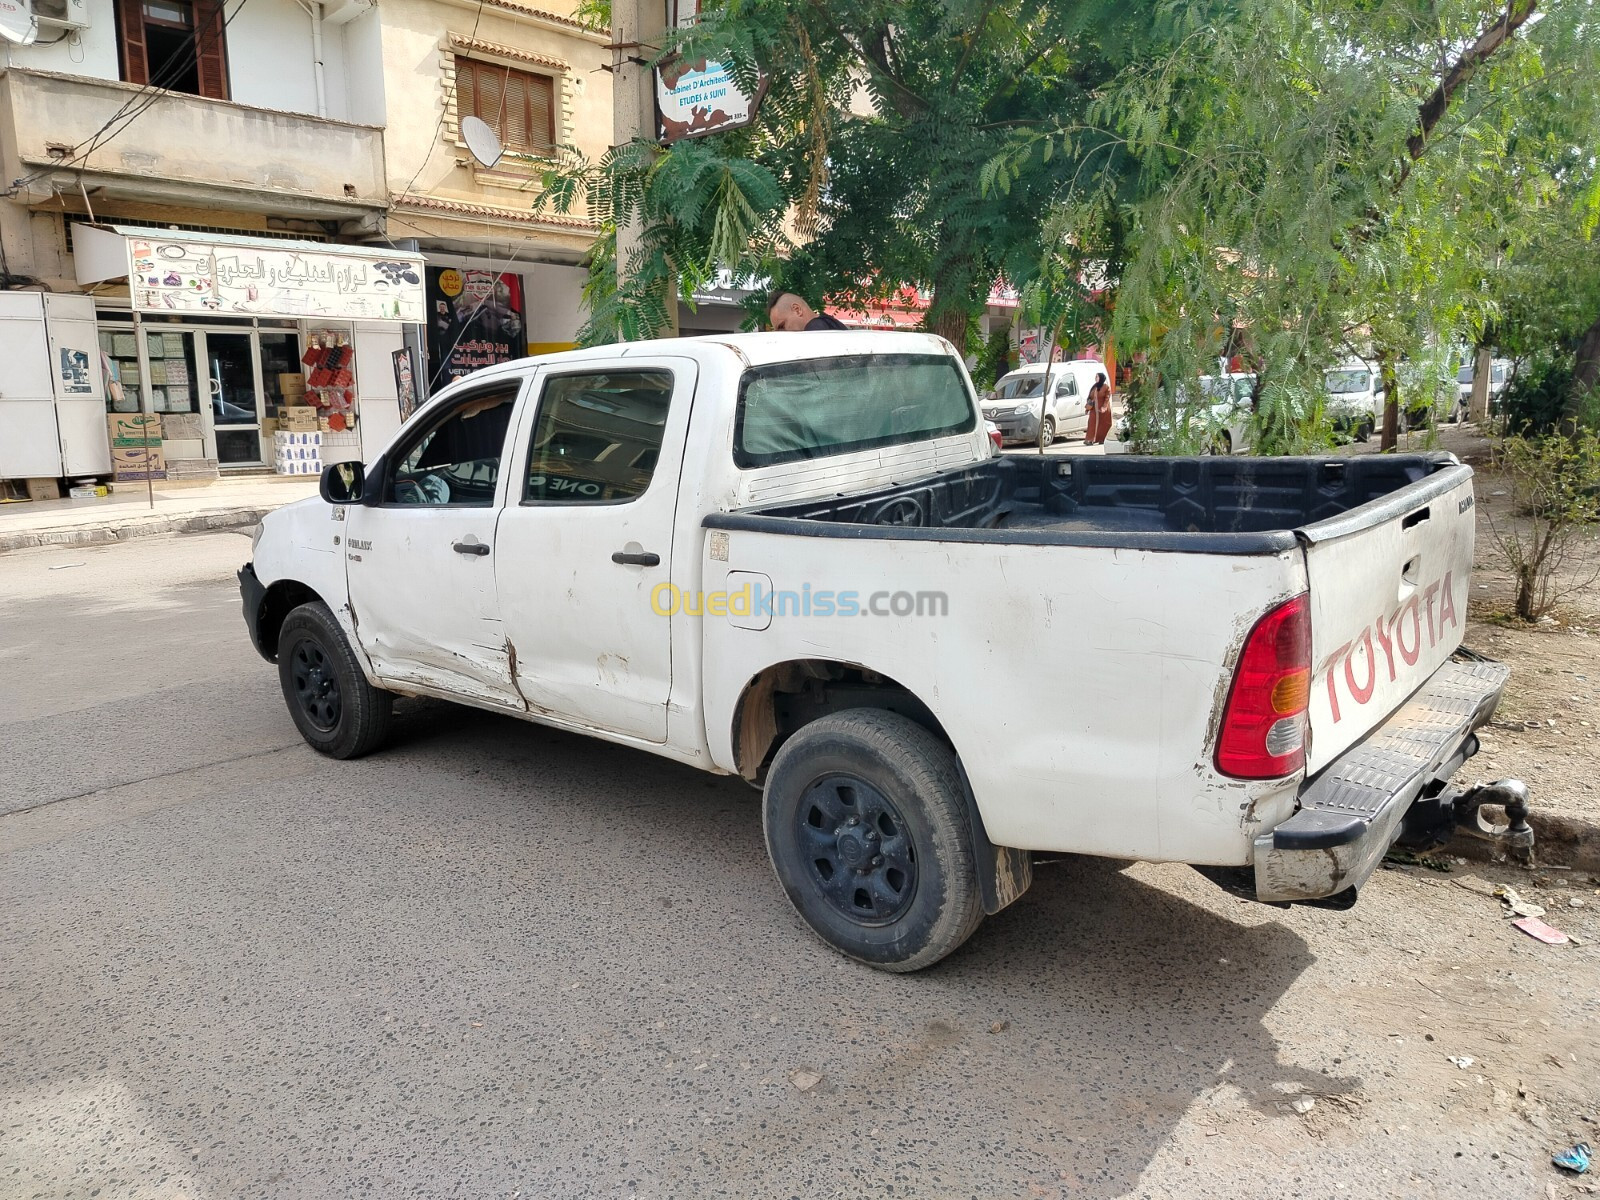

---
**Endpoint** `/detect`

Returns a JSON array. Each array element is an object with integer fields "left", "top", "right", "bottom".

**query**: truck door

[
  {"left": 493, "top": 360, "right": 696, "bottom": 743},
  {"left": 343, "top": 379, "right": 525, "bottom": 708}
]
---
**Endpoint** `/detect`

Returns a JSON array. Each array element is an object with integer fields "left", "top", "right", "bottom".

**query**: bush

[
  {"left": 1498, "top": 357, "right": 1576, "bottom": 435},
  {"left": 1487, "top": 429, "right": 1600, "bottom": 620}
]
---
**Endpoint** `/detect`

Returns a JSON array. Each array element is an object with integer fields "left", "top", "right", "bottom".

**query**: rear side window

[
  {"left": 523, "top": 369, "right": 674, "bottom": 504},
  {"left": 734, "top": 353, "right": 976, "bottom": 468}
]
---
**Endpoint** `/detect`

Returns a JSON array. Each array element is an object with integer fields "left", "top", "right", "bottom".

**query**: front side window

[
  {"left": 388, "top": 386, "right": 519, "bottom": 506},
  {"left": 456, "top": 57, "right": 556, "bottom": 156},
  {"left": 736, "top": 353, "right": 976, "bottom": 468},
  {"left": 524, "top": 370, "right": 674, "bottom": 504},
  {"left": 1057, "top": 374, "right": 1078, "bottom": 397}
]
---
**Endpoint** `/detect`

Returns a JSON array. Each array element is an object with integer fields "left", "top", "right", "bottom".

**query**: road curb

[
  {"left": 1451, "top": 810, "right": 1600, "bottom": 873},
  {"left": 0, "top": 507, "right": 271, "bottom": 555}
]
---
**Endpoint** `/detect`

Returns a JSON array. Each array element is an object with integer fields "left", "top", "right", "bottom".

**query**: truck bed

[{"left": 708, "top": 453, "right": 1463, "bottom": 554}]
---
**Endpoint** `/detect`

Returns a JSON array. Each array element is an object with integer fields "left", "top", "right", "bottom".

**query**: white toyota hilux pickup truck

[{"left": 240, "top": 331, "right": 1531, "bottom": 971}]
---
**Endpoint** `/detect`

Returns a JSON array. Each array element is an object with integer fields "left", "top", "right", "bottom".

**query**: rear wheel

[
  {"left": 1208, "top": 430, "right": 1233, "bottom": 456},
  {"left": 1355, "top": 419, "right": 1375, "bottom": 443},
  {"left": 278, "top": 601, "right": 393, "bottom": 759},
  {"left": 763, "top": 710, "right": 984, "bottom": 972}
]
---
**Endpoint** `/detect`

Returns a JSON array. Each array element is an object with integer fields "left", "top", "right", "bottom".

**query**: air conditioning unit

[{"left": 30, "top": 0, "right": 90, "bottom": 31}]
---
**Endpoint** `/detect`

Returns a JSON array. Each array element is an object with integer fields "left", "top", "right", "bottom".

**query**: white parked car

[
  {"left": 1456, "top": 359, "right": 1512, "bottom": 418},
  {"left": 1324, "top": 363, "right": 1384, "bottom": 442},
  {"left": 981, "top": 360, "right": 1109, "bottom": 445},
  {"left": 241, "top": 331, "right": 1532, "bottom": 971}
]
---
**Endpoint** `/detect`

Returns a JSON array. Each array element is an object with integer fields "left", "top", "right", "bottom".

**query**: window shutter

[
  {"left": 455, "top": 58, "right": 556, "bottom": 155},
  {"left": 456, "top": 57, "right": 477, "bottom": 123},
  {"left": 116, "top": 0, "right": 149, "bottom": 84},
  {"left": 194, "top": 0, "right": 230, "bottom": 101},
  {"left": 529, "top": 74, "right": 554, "bottom": 151}
]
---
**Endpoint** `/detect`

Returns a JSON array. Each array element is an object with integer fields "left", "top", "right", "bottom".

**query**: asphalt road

[{"left": 3, "top": 532, "right": 1597, "bottom": 1199}]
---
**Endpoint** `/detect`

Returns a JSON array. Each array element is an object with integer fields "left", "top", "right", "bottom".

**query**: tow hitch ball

[
  {"left": 1453, "top": 778, "right": 1535, "bottom": 862},
  {"left": 1400, "top": 777, "right": 1535, "bottom": 863}
]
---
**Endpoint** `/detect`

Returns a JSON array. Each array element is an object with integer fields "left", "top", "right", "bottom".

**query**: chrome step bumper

[{"left": 1254, "top": 659, "right": 1530, "bottom": 903}]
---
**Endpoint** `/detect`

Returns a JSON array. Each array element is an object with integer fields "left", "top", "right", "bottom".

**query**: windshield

[
  {"left": 736, "top": 353, "right": 976, "bottom": 467},
  {"left": 1326, "top": 370, "right": 1371, "bottom": 394},
  {"left": 993, "top": 372, "right": 1046, "bottom": 399}
]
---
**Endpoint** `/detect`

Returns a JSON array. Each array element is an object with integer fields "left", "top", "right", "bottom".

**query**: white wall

[
  {"left": 522, "top": 263, "right": 587, "bottom": 347},
  {"left": 224, "top": 0, "right": 348, "bottom": 120},
  {"left": 1, "top": 0, "right": 120, "bottom": 78},
  {"left": 340, "top": 7, "right": 385, "bottom": 127}
]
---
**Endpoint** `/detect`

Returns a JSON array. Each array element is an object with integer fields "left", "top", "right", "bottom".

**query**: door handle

[
  {"left": 453, "top": 541, "right": 491, "bottom": 556},
  {"left": 611, "top": 550, "right": 661, "bottom": 566}
]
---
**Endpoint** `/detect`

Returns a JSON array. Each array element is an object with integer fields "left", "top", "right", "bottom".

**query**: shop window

[
  {"left": 117, "top": 0, "right": 230, "bottom": 101},
  {"left": 455, "top": 57, "right": 555, "bottom": 156},
  {"left": 388, "top": 386, "right": 520, "bottom": 507},
  {"left": 524, "top": 371, "right": 674, "bottom": 505}
]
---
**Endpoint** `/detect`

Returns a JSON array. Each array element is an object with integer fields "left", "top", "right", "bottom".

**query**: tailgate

[{"left": 1301, "top": 463, "right": 1477, "bottom": 773}]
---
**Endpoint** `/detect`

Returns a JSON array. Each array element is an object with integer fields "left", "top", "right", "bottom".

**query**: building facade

[{"left": 0, "top": 0, "right": 604, "bottom": 491}]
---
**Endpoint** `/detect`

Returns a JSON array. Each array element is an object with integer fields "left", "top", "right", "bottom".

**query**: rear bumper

[{"left": 1253, "top": 659, "right": 1525, "bottom": 902}]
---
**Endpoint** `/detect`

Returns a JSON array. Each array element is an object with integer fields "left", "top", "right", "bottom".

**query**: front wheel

[
  {"left": 277, "top": 601, "right": 393, "bottom": 759},
  {"left": 763, "top": 710, "right": 984, "bottom": 972},
  {"left": 1040, "top": 415, "right": 1057, "bottom": 444}
]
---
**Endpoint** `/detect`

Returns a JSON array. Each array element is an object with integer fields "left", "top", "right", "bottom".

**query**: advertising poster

[
  {"left": 393, "top": 347, "right": 420, "bottom": 422},
  {"left": 425, "top": 268, "right": 526, "bottom": 384}
]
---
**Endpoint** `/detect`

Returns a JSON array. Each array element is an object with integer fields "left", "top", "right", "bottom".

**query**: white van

[{"left": 981, "top": 360, "right": 1110, "bottom": 445}]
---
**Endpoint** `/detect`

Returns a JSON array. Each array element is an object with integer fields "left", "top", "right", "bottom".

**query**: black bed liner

[{"left": 703, "top": 453, "right": 1466, "bottom": 556}]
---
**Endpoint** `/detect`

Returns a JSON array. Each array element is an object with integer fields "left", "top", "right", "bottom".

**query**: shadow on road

[{"left": 3, "top": 694, "right": 1342, "bottom": 1198}]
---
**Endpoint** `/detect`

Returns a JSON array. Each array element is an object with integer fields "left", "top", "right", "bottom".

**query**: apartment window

[
  {"left": 456, "top": 57, "right": 556, "bottom": 156},
  {"left": 116, "top": 0, "right": 230, "bottom": 101}
]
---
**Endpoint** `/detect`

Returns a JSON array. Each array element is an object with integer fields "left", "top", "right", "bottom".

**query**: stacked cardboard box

[
  {"left": 282, "top": 405, "right": 319, "bottom": 432},
  {"left": 112, "top": 446, "right": 166, "bottom": 480},
  {"left": 107, "top": 413, "right": 162, "bottom": 445},
  {"left": 274, "top": 430, "right": 322, "bottom": 476},
  {"left": 108, "top": 414, "right": 165, "bottom": 481}
]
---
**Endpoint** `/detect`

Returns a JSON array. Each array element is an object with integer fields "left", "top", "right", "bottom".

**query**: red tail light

[{"left": 1215, "top": 593, "right": 1312, "bottom": 779}]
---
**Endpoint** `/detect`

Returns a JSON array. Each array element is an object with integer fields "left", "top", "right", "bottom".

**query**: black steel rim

[
  {"left": 795, "top": 774, "right": 918, "bottom": 925},
  {"left": 289, "top": 636, "right": 342, "bottom": 732}
]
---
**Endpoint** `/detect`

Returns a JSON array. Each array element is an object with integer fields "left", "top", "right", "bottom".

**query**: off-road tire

[
  {"left": 763, "top": 710, "right": 984, "bottom": 972},
  {"left": 277, "top": 601, "right": 393, "bottom": 759}
]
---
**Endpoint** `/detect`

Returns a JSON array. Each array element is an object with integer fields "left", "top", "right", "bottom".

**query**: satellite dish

[
  {"left": 0, "top": 0, "right": 37, "bottom": 45},
  {"left": 461, "top": 116, "right": 504, "bottom": 168}
]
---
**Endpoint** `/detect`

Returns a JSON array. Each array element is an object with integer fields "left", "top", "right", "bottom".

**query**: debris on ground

[
  {"left": 1552, "top": 1142, "right": 1593, "bottom": 1174},
  {"left": 787, "top": 1069, "right": 823, "bottom": 1092},
  {"left": 1447, "top": 1056, "right": 1476, "bottom": 1069},
  {"left": 1290, "top": 1095, "right": 1316, "bottom": 1114},
  {"left": 1497, "top": 885, "right": 1548, "bottom": 918},
  {"left": 1453, "top": 875, "right": 1501, "bottom": 898},
  {"left": 1513, "top": 916, "right": 1572, "bottom": 946}
]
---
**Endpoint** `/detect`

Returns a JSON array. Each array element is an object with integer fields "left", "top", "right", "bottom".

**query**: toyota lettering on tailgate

[{"left": 1322, "top": 571, "right": 1461, "bottom": 723}]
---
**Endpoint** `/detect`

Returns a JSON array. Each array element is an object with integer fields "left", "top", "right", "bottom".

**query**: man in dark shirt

[{"left": 766, "top": 291, "right": 850, "bottom": 331}]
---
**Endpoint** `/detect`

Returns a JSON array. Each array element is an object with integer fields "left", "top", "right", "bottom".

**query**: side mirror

[{"left": 320, "top": 461, "right": 365, "bottom": 504}]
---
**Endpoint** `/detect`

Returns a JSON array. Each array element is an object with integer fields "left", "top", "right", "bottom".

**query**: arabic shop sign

[{"left": 126, "top": 235, "right": 426, "bottom": 323}]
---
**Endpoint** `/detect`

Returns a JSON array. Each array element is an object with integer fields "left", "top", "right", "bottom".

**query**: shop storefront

[{"left": 74, "top": 224, "right": 427, "bottom": 477}]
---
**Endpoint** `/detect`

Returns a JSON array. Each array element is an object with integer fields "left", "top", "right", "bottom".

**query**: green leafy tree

[
  {"left": 989, "top": 0, "right": 1600, "bottom": 453},
  {"left": 544, "top": 0, "right": 1217, "bottom": 346}
]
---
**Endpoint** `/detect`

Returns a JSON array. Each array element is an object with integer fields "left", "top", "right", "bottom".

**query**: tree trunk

[
  {"left": 927, "top": 301, "right": 971, "bottom": 352},
  {"left": 1469, "top": 345, "right": 1493, "bottom": 422},
  {"left": 1379, "top": 351, "right": 1400, "bottom": 450},
  {"left": 1569, "top": 309, "right": 1600, "bottom": 424}
]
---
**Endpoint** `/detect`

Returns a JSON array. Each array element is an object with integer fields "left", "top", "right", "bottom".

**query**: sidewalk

[{"left": 0, "top": 475, "right": 318, "bottom": 555}]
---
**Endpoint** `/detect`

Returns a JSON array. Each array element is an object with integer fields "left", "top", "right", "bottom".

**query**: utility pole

[{"left": 610, "top": 0, "right": 676, "bottom": 338}]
